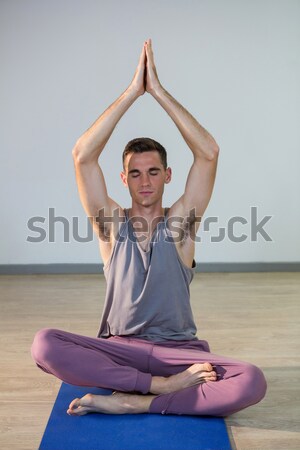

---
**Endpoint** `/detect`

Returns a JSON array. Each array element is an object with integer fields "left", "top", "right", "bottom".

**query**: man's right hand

[
  {"left": 145, "top": 39, "right": 163, "bottom": 96},
  {"left": 128, "top": 42, "right": 147, "bottom": 97},
  {"left": 73, "top": 41, "right": 150, "bottom": 266}
]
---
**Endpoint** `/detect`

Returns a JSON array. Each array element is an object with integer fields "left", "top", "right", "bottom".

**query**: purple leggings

[{"left": 31, "top": 328, "right": 267, "bottom": 417}]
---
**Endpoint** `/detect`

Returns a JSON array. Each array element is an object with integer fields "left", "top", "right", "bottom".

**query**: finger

[
  {"left": 138, "top": 44, "right": 146, "bottom": 65},
  {"left": 145, "top": 44, "right": 151, "bottom": 63},
  {"left": 145, "top": 41, "right": 154, "bottom": 63},
  {"left": 146, "top": 38, "right": 153, "bottom": 52},
  {"left": 144, "top": 57, "right": 147, "bottom": 88}
]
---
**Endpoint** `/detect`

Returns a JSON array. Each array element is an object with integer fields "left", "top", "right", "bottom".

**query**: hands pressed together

[{"left": 130, "top": 38, "right": 162, "bottom": 97}]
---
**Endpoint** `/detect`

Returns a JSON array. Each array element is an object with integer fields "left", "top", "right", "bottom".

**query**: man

[{"left": 31, "top": 39, "right": 267, "bottom": 416}]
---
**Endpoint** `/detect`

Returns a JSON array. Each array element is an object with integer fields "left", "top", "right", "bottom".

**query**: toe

[
  {"left": 69, "top": 397, "right": 81, "bottom": 410},
  {"left": 203, "top": 362, "right": 213, "bottom": 372}
]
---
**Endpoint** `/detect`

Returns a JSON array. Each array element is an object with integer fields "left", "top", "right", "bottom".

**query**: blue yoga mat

[{"left": 39, "top": 383, "right": 232, "bottom": 450}]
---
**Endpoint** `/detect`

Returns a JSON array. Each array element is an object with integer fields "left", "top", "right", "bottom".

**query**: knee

[
  {"left": 241, "top": 363, "right": 267, "bottom": 405},
  {"left": 31, "top": 328, "right": 59, "bottom": 366}
]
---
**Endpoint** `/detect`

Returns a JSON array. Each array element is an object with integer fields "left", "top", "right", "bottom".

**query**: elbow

[
  {"left": 212, "top": 143, "right": 220, "bottom": 159},
  {"left": 72, "top": 138, "right": 100, "bottom": 164},
  {"left": 72, "top": 140, "right": 88, "bottom": 164},
  {"left": 205, "top": 143, "right": 220, "bottom": 161}
]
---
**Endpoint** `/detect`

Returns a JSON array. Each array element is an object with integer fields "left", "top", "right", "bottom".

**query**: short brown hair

[{"left": 122, "top": 137, "right": 167, "bottom": 169}]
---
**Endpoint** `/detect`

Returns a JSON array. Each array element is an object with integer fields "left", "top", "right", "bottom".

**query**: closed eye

[
  {"left": 128, "top": 168, "right": 160, "bottom": 178},
  {"left": 129, "top": 170, "right": 140, "bottom": 178},
  {"left": 149, "top": 169, "right": 160, "bottom": 176}
]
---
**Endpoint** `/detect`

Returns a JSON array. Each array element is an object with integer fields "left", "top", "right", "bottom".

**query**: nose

[{"left": 141, "top": 173, "right": 151, "bottom": 186}]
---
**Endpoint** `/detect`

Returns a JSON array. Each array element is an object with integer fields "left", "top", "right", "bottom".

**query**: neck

[
  {"left": 129, "top": 203, "right": 165, "bottom": 234},
  {"left": 129, "top": 203, "right": 164, "bottom": 221}
]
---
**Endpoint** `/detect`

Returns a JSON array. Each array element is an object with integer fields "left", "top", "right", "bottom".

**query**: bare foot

[
  {"left": 67, "top": 392, "right": 156, "bottom": 416},
  {"left": 150, "top": 363, "right": 217, "bottom": 394},
  {"left": 67, "top": 363, "right": 217, "bottom": 415}
]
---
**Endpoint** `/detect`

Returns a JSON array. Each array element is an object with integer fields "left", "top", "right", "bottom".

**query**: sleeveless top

[{"left": 97, "top": 208, "right": 198, "bottom": 342}]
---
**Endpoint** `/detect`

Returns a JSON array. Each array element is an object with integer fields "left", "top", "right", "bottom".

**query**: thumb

[{"left": 138, "top": 43, "right": 146, "bottom": 66}]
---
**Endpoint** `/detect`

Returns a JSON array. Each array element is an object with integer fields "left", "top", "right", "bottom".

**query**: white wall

[{"left": 1, "top": 0, "right": 299, "bottom": 264}]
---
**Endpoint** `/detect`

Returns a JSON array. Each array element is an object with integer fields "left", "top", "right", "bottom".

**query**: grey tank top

[{"left": 97, "top": 208, "right": 198, "bottom": 342}]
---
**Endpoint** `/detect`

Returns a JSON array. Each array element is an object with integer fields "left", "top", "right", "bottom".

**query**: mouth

[{"left": 139, "top": 191, "right": 153, "bottom": 195}]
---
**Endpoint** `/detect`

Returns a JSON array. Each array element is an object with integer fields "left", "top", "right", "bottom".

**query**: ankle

[{"left": 149, "top": 376, "right": 168, "bottom": 394}]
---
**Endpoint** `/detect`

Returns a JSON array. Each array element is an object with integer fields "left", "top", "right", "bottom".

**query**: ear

[
  {"left": 120, "top": 171, "right": 128, "bottom": 187},
  {"left": 164, "top": 167, "right": 172, "bottom": 184}
]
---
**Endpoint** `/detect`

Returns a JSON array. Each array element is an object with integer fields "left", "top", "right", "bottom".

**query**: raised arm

[
  {"left": 72, "top": 43, "right": 146, "bottom": 262},
  {"left": 145, "top": 39, "right": 219, "bottom": 229}
]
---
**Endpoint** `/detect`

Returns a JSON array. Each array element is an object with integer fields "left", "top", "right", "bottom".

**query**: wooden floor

[{"left": 0, "top": 272, "right": 299, "bottom": 450}]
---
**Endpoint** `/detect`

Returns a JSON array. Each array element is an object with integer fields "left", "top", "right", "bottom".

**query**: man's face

[{"left": 121, "top": 151, "right": 171, "bottom": 207}]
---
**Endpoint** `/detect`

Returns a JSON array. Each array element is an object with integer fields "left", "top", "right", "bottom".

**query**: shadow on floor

[{"left": 226, "top": 366, "right": 299, "bottom": 435}]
